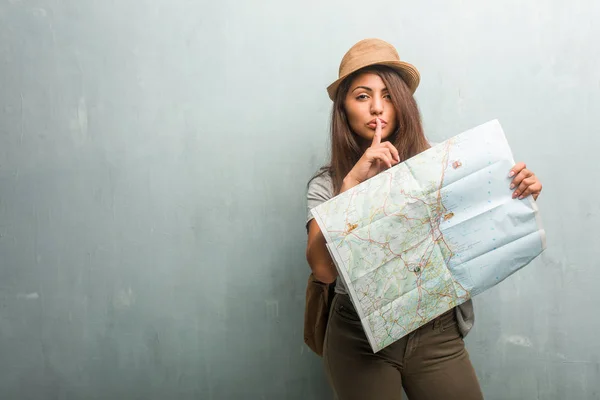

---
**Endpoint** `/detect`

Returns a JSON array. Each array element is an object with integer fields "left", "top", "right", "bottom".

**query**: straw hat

[{"left": 326, "top": 38, "right": 420, "bottom": 101}]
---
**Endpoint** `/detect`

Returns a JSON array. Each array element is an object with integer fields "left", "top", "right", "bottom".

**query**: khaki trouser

[{"left": 323, "top": 294, "right": 484, "bottom": 400}]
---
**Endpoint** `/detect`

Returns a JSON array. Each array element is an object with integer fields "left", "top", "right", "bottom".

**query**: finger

[
  {"left": 513, "top": 176, "right": 536, "bottom": 199},
  {"left": 509, "top": 162, "right": 526, "bottom": 178},
  {"left": 368, "top": 147, "right": 394, "bottom": 169},
  {"left": 533, "top": 183, "right": 542, "bottom": 200},
  {"left": 372, "top": 150, "right": 393, "bottom": 169},
  {"left": 377, "top": 152, "right": 393, "bottom": 169},
  {"left": 383, "top": 142, "right": 400, "bottom": 163},
  {"left": 377, "top": 147, "right": 394, "bottom": 168},
  {"left": 518, "top": 186, "right": 533, "bottom": 199},
  {"left": 372, "top": 118, "right": 382, "bottom": 147},
  {"left": 510, "top": 168, "right": 533, "bottom": 190},
  {"left": 382, "top": 148, "right": 394, "bottom": 168},
  {"left": 528, "top": 182, "right": 542, "bottom": 199},
  {"left": 518, "top": 181, "right": 542, "bottom": 200},
  {"left": 365, "top": 148, "right": 385, "bottom": 170}
]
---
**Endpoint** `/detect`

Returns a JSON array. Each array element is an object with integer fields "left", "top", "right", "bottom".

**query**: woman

[{"left": 305, "top": 38, "right": 542, "bottom": 400}]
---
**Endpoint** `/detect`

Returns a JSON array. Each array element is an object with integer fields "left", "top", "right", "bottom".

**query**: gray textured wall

[{"left": 1, "top": 0, "right": 598, "bottom": 399}]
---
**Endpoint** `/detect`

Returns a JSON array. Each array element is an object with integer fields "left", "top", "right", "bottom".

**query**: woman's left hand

[{"left": 509, "top": 162, "right": 542, "bottom": 201}]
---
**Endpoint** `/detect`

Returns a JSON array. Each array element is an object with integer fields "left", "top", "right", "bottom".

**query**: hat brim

[{"left": 326, "top": 60, "right": 420, "bottom": 101}]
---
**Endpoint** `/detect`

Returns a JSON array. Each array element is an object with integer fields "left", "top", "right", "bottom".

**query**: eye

[
  {"left": 383, "top": 94, "right": 392, "bottom": 100},
  {"left": 356, "top": 94, "right": 369, "bottom": 100}
]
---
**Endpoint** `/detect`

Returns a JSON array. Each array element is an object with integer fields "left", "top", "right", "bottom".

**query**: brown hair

[{"left": 325, "top": 65, "right": 430, "bottom": 194}]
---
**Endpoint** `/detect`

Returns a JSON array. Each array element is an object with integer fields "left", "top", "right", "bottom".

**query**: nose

[{"left": 370, "top": 97, "right": 383, "bottom": 115}]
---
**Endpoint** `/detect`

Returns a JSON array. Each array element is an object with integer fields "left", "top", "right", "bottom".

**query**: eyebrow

[{"left": 352, "top": 86, "right": 389, "bottom": 93}]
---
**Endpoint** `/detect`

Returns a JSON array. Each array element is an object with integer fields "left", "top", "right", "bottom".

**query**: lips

[{"left": 367, "top": 118, "right": 387, "bottom": 129}]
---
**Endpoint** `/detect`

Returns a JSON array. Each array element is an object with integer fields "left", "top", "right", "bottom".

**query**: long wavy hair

[{"left": 323, "top": 65, "right": 430, "bottom": 194}]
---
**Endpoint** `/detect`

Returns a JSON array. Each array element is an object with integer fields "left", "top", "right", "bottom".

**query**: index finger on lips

[{"left": 372, "top": 118, "right": 382, "bottom": 147}]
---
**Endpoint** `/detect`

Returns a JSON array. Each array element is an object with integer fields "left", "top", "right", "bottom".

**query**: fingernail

[
  {"left": 518, "top": 195, "right": 524, "bottom": 200},
  {"left": 509, "top": 171, "right": 515, "bottom": 177},
  {"left": 510, "top": 184, "right": 515, "bottom": 189},
  {"left": 512, "top": 192, "right": 518, "bottom": 198}
]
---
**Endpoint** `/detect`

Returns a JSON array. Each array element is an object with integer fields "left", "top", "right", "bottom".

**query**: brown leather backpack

[{"left": 303, "top": 273, "right": 336, "bottom": 356}]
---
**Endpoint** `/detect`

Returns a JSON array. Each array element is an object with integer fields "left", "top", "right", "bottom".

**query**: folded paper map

[{"left": 311, "top": 119, "right": 547, "bottom": 353}]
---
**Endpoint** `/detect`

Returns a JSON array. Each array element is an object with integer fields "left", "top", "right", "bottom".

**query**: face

[{"left": 344, "top": 72, "right": 398, "bottom": 144}]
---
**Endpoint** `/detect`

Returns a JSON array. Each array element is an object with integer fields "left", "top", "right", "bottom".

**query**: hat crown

[
  {"left": 326, "top": 38, "right": 420, "bottom": 101},
  {"left": 338, "top": 38, "right": 401, "bottom": 78}
]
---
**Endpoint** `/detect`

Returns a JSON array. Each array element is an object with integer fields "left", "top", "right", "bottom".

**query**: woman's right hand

[{"left": 342, "top": 118, "right": 400, "bottom": 190}]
